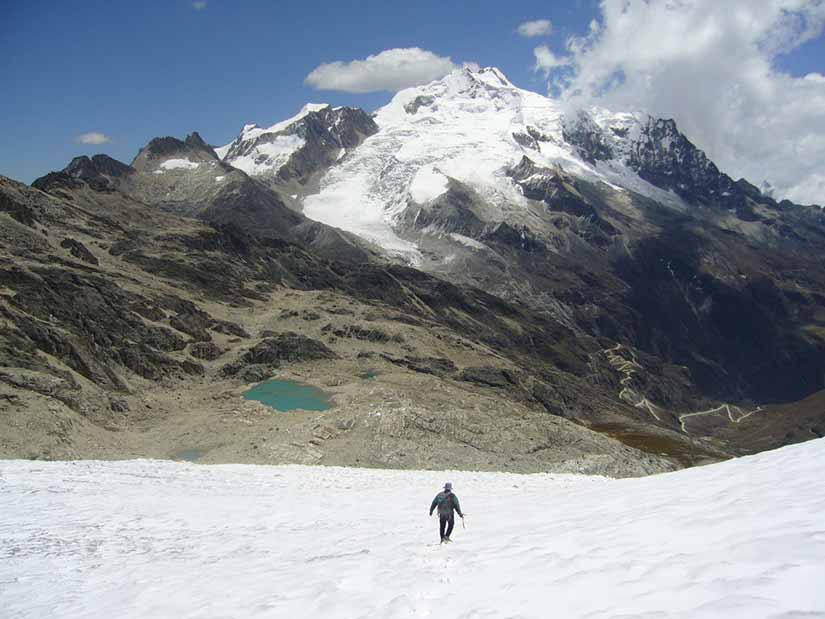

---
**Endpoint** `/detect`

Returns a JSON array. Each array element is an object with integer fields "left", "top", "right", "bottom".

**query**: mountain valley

[{"left": 2, "top": 67, "right": 824, "bottom": 475}]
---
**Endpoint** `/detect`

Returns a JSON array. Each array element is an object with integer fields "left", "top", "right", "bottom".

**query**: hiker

[{"left": 429, "top": 482, "right": 464, "bottom": 543}]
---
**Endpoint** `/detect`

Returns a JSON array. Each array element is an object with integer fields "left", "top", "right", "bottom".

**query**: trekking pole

[{"left": 461, "top": 515, "right": 466, "bottom": 530}]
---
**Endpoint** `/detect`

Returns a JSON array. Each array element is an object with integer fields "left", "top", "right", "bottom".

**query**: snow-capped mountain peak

[
  {"left": 216, "top": 103, "right": 377, "bottom": 188},
  {"left": 229, "top": 103, "right": 331, "bottom": 147},
  {"left": 472, "top": 66, "right": 516, "bottom": 88},
  {"left": 300, "top": 65, "right": 776, "bottom": 265},
  {"left": 303, "top": 66, "right": 631, "bottom": 262}
]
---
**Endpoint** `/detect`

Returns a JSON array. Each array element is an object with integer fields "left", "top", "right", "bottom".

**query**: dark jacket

[{"left": 430, "top": 490, "right": 463, "bottom": 517}]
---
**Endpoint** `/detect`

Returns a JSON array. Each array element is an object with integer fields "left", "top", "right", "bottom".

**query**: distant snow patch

[
  {"left": 240, "top": 105, "right": 328, "bottom": 142},
  {"left": 409, "top": 166, "right": 448, "bottom": 203},
  {"left": 304, "top": 170, "right": 423, "bottom": 265},
  {"left": 449, "top": 233, "right": 488, "bottom": 251},
  {"left": 160, "top": 158, "right": 200, "bottom": 171},
  {"left": 214, "top": 144, "right": 231, "bottom": 160},
  {"left": 229, "top": 135, "right": 305, "bottom": 177},
  {"left": 215, "top": 175, "right": 225, "bottom": 183}
]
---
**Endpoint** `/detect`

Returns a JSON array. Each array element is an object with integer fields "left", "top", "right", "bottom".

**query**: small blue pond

[{"left": 243, "top": 379, "right": 331, "bottom": 412}]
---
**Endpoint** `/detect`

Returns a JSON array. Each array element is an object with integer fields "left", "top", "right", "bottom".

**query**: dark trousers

[{"left": 439, "top": 513, "right": 455, "bottom": 540}]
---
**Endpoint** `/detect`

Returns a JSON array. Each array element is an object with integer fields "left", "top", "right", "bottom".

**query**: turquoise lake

[{"left": 243, "top": 379, "right": 331, "bottom": 412}]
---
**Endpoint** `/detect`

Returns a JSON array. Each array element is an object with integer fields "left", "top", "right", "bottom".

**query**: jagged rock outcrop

[
  {"left": 218, "top": 104, "right": 378, "bottom": 189},
  {"left": 401, "top": 179, "right": 487, "bottom": 238},
  {"left": 562, "top": 110, "right": 615, "bottom": 163},
  {"left": 32, "top": 154, "right": 134, "bottom": 193},
  {"left": 32, "top": 134, "right": 377, "bottom": 263},
  {"left": 508, "top": 156, "right": 616, "bottom": 236}
]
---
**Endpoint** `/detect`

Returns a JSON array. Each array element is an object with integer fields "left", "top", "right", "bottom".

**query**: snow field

[
  {"left": 299, "top": 67, "right": 693, "bottom": 262},
  {"left": 159, "top": 158, "right": 200, "bottom": 171},
  {"left": 227, "top": 135, "right": 306, "bottom": 178},
  {"left": 408, "top": 166, "right": 448, "bottom": 204},
  {"left": 1, "top": 439, "right": 824, "bottom": 618}
]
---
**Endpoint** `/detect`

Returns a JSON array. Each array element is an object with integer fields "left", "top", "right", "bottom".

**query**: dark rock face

[
  {"left": 625, "top": 118, "right": 743, "bottom": 207},
  {"left": 222, "top": 333, "right": 336, "bottom": 376},
  {"left": 109, "top": 398, "right": 130, "bottom": 412},
  {"left": 132, "top": 132, "right": 219, "bottom": 168},
  {"left": 0, "top": 190, "right": 39, "bottom": 226},
  {"left": 559, "top": 112, "right": 774, "bottom": 216},
  {"left": 211, "top": 321, "right": 250, "bottom": 338},
  {"left": 199, "top": 180, "right": 304, "bottom": 241},
  {"left": 236, "top": 364, "right": 274, "bottom": 383},
  {"left": 512, "top": 131, "right": 540, "bottom": 151},
  {"left": 60, "top": 238, "right": 98, "bottom": 265},
  {"left": 0, "top": 266, "right": 192, "bottom": 391},
  {"left": 190, "top": 342, "right": 223, "bottom": 361},
  {"left": 32, "top": 132, "right": 377, "bottom": 264},
  {"left": 508, "top": 156, "right": 614, "bottom": 231},
  {"left": 290, "top": 220, "right": 377, "bottom": 264},
  {"left": 402, "top": 180, "right": 487, "bottom": 238},
  {"left": 222, "top": 106, "right": 378, "bottom": 187},
  {"left": 460, "top": 366, "right": 515, "bottom": 388},
  {"left": 321, "top": 323, "right": 404, "bottom": 344},
  {"left": 328, "top": 107, "right": 379, "bottom": 150},
  {"left": 380, "top": 354, "right": 458, "bottom": 377},
  {"left": 32, "top": 154, "right": 134, "bottom": 193},
  {"left": 116, "top": 346, "right": 203, "bottom": 381},
  {"left": 480, "top": 222, "right": 546, "bottom": 254},
  {"left": 278, "top": 309, "right": 321, "bottom": 321},
  {"left": 404, "top": 95, "right": 436, "bottom": 115},
  {"left": 562, "top": 110, "right": 614, "bottom": 163},
  {"left": 614, "top": 223, "right": 825, "bottom": 403},
  {"left": 530, "top": 382, "right": 568, "bottom": 417}
]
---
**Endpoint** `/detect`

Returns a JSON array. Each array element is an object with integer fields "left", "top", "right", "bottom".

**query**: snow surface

[
  {"left": 448, "top": 232, "right": 490, "bottom": 251},
  {"left": 159, "top": 158, "right": 200, "bottom": 171},
  {"left": 213, "top": 144, "right": 231, "bottom": 160},
  {"left": 227, "top": 135, "right": 306, "bottom": 178},
  {"left": 409, "top": 166, "right": 449, "bottom": 204},
  {"left": 2, "top": 439, "right": 824, "bottom": 618},
  {"left": 302, "top": 66, "right": 684, "bottom": 260},
  {"left": 234, "top": 104, "right": 328, "bottom": 144},
  {"left": 215, "top": 103, "right": 332, "bottom": 180}
]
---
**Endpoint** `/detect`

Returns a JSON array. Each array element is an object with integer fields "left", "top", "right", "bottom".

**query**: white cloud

[
  {"left": 553, "top": 0, "right": 825, "bottom": 205},
  {"left": 533, "top": 45, "right": 569, "bottom": 76},
  {"left": 517, "top": 19, "right": 553, "bottom": 38},
  {"left": 192, "top": 1, "right": 207, "bottom": 9},
  {"left": 305, "top": 48, "right": 457, "bottom": 93},
  {"left": 76, "top": 132, "right": 112, "bottom": 145}
]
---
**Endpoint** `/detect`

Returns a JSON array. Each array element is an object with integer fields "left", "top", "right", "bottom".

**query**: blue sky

[
  {"left": 2, "top": 0, "right": 824, "bottom": 201},
  {"left": 1, "top": 0, "right": 595, "bottom": 183}
]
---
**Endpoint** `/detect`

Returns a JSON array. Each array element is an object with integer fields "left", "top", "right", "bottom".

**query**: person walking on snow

[{"left": 429, "top": 482, "right": 464, "bottom": 543}]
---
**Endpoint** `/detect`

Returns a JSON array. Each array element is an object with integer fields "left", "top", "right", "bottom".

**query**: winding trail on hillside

[{"left": 601, "top": 344, "right": 764, "bottom": 432}]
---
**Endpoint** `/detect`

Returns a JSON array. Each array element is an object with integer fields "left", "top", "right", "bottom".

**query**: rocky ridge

[{"left": 1, "top": 173, "right": 702, "bottom": 475}]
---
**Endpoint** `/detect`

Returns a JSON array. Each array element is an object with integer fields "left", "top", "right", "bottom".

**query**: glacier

[
  {"left": 301, "top": 66, "right": 686, "bottom": 262},
  {"left": 2, "top": 439, "right": 824, "bottom": 618}
]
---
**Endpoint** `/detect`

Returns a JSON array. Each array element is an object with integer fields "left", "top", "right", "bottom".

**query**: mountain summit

[
  {"left": 216, "top": 103, "right": 377, "bottom": 195},
  {"left": 300, "top": 66, "right": 782, "bottom": 261}
]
